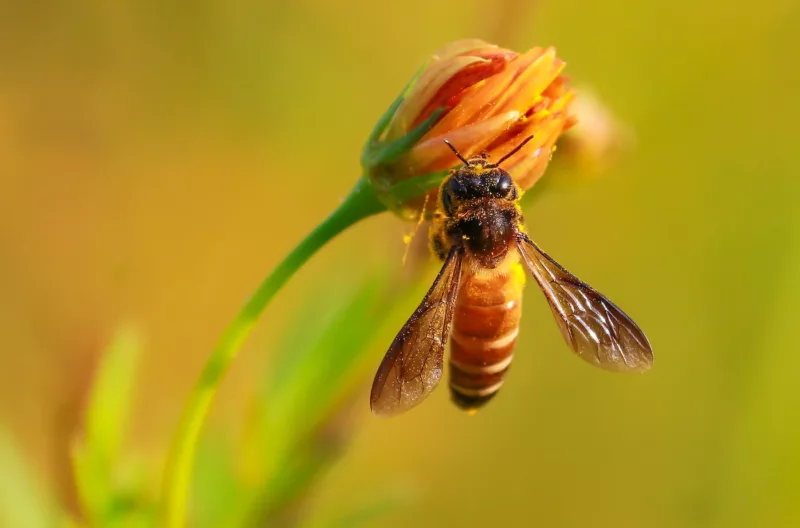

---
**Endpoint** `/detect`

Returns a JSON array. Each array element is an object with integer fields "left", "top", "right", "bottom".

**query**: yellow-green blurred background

[{"left": 2, "top": 0, "right": 800, "bottom": 526}]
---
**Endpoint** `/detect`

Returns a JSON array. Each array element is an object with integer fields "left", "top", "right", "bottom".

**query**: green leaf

[
  {"left": 0, "top": 428, "right": 56, "bottom": 528},
  {"left": 305, "top": 488, "right": 414, "bottom": 528},
  {"left": 191, "top": 435, "right": 243, "bottom": 528},
  {"left": 57, "top": 514, "right": 87, "bottom": 528},
  {"left": 161, "top": 176, "right": 385, "bottom": 528},
  {"left": 71, "top": 440, "right": 105, "bottom": 525},
  {"left": 255, "top": 272, "right": 388, "bottom": 461},
  {"left": 72, "top": 324, "right": 142, "bottom": 523},
  {"left": 86, "top": 324, "right": 142, "bottom": 468},
  {"left": 231, "top": 270, "right": 400, "bottom": 525},
  {"left": 234, "top": 254, "right": 438, "bottom": 527}
]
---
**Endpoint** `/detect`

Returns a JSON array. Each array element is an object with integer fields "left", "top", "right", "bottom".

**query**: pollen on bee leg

[{"left": 401, "top": 193, "right": 430, "bottom": 265}]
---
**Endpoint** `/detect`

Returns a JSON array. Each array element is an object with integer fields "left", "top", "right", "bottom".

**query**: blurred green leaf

[
  {"left": 255, "top": 272, "right": 388, "bottom": 459},
  {"left": 191, "top": 435, "right": 243, "bottom": 528},
  {"left": 100, "top": 503, "right": 157, "bottom": 528},
  {"left": 227, "top": 262, "right": 430, "bottom": 526},
  {"left": 86, "top": 324, "right": 142, "bottom": 465},
  {"left": 58, "top": 516, "right": 87, "bottom": 528},
  {"left": 71, "top": 440, "right": 105, "bottom": 525},
  {"left": 305, "top": 487, "right": 414, "bottom": 528},
  {"left": 0, "top": 428, "right": 56, "bottom": 528},
  {"left": 72, "top": 324, "right": 143, "bottom": 525}
]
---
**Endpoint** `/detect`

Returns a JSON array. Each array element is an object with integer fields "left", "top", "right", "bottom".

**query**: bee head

[
  {"left": 439, "top": 137, "right": 534, "bottom": 215},
  {"left": 441, "top": 165, "right": 516, "bottom": 215}
]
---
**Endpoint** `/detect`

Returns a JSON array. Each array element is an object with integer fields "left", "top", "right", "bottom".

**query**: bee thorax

[{"left": 449, "top": 201, "right": 518, "bottom": 268}]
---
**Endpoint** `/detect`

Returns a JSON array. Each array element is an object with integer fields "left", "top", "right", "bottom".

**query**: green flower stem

[{"left": 160, "top": 177, "right": 385, "bottom": 528}]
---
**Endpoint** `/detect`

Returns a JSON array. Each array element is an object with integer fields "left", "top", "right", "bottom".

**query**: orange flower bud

[{"left": 363, "top": 39, "right": 576, "bottom": 220}]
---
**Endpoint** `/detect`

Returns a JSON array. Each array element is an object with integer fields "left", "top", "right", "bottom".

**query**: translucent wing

[
  {"left": 370, "top": 247, "right": 464, "bottom": 416},
  {"left": 517, "top": 234, "right": 653, "bottom": 372}
]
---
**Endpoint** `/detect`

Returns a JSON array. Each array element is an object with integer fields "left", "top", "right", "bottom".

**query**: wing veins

[
  {"left": 370, "top": 246, "right": 464, "bottom": 415},
  {"left": 516, "top": 233, "right": 653, "bottom": 373}
]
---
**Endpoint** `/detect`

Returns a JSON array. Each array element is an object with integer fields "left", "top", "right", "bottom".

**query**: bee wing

[
  {"left": 517, "top": 234, "right": 653, "bottom": 372},
  {"left": 370, "top": 247, "right": 464, "bottom": 416}
]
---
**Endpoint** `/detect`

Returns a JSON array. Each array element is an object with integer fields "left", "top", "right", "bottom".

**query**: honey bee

[{"left": 370, "top": 136, "right": 653, "bottom": 416}]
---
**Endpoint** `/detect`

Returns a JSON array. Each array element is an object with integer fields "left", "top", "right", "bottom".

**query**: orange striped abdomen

[{"left": 449, "top": 262, "right": 526, "bottom": 411}]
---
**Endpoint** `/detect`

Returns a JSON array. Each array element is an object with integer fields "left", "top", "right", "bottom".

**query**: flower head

[
  {"left": 363, "top": 39, "right": 576, "bottom": 219},
  {"left": 556, "top": 86, "right": 633, "bottom": 175}
]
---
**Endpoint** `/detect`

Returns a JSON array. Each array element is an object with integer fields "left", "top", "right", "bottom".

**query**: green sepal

[
  {"left": 387, "top": 169, "right": 450, "bottom": 204},
  {"left": 360, "top": 59, "right": 430, "bottom": 166},
  {"left": 362, "top": 107, "right": 446, "bottom": 168}
]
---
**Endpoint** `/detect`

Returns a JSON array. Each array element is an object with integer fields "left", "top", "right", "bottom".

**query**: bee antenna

[
  {"left": 443, "top": 139, "right": 471, "bottom": 166},
  {"left": 494, "top": 135, "right": 535, "bottom": 167}
]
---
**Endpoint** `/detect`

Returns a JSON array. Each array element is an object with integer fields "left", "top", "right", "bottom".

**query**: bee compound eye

[
  {"left": 494, "top": 173, "right": 514, "bottom": 198},
  {"left": 441, "top": 188, "right": 454, "bottom": 214},
  {"left": 446, "top": 177, "right": 469, "bottom": 199},
  {"left": 442, "top": 178, "right": 470, "bottom": 213}
]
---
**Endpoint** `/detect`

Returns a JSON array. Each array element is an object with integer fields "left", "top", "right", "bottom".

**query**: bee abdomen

[{"left": 449, "top": 265, "right": 525, "bottom": 412}]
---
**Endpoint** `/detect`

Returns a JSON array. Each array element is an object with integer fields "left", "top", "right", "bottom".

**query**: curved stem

[{"left": 160, "top": 177, "right": 385, "bottom": 528}]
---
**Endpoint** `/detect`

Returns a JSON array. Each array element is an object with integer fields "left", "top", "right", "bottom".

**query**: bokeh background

[{"left": 2, "top": 0, "right": 800, "bottom": 526}]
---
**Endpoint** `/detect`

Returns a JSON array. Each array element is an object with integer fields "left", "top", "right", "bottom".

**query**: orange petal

[
  {"left": 410, "top": 53, "right": 512, "bottom": 130},
  {"left": 432, "top": 39, "right": 498, "bottom": 61},
  {"left": 504, "top": 118, "right": 566, "bottom": 190},
  {"left": 387, "top": 55, "right": 491, "bottom": 140},
  {"left": 489, "top": 48, "right": 565, "bottom": 117},
  {"left": 409, "top": 110, "right": 522, "bottom": 172},
  {"left": 424, "top": 64, "right": 517, "bottom": 138}
]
